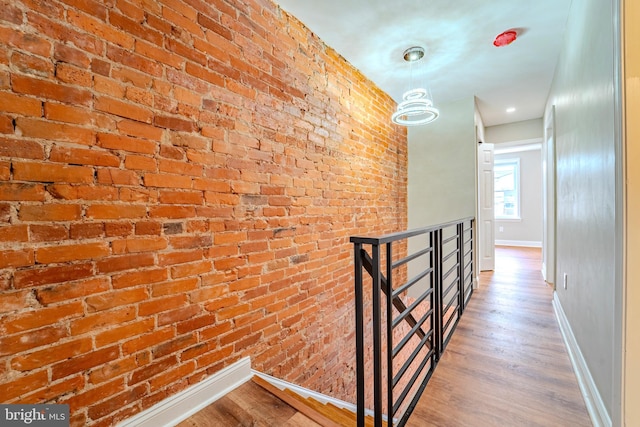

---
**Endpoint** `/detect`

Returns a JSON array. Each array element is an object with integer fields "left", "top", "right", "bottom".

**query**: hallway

[{"left": 409, "top": 246, "right": 592, "bottom": 426}]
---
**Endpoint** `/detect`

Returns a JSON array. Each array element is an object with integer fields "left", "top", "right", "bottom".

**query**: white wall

[
  {"left": 545, "top": 0, "right": 621, "bottom": 423},
  {"left": 485, "top": 118, "right": 543, "bottom": 144},
  {"left": 494, "top": 148, "right": 543, "bottom": 246},
  {"left": 408, "top": 97, "right": 477, "bottom": 228}
]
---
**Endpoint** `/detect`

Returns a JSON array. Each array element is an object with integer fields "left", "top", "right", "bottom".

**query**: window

[{"left": 494, "top": 159, "right": 520, "bottom": 219}]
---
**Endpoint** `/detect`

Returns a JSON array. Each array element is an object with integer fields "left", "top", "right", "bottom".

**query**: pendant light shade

[{"left": 392, "top": 47, "right": 439, "bottom": 126}]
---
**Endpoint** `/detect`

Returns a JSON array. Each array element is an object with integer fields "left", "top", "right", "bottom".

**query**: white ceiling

[{"left": 273, "top": 0, "right": 571, "bottom": 127}]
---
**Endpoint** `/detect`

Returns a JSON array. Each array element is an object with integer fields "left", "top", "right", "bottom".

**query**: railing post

[
  {"left": 385, "top": 242, "right": 394, "bottom": 427},
  {"left": 433, "top": 229, "right": 442, "bottom": 360},
  {"left": 457, "top": 222, "right": 465, "bottom": 315},
  {"left": 354, "top": 243, "right": 365, "bottom": 427},
  {"left": 371, "top": 243, "right": 383, "bottom": 427}
]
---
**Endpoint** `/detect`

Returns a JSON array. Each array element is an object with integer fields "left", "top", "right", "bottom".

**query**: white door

[{"left": 478, "top": 143, "right": 495, "bottom": 271}]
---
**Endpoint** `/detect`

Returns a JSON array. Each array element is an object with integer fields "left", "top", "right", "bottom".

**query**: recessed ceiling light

[{"left": 506, "top": 107, "right": 516, "bottom": 113}]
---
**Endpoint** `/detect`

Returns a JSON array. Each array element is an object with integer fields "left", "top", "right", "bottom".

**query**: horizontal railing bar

[
  {"left": 393, "top": 311, "right": 433, "bottom": 358},
  {"left": 442, "top": 248, "right": 459, "bottom": 264},
  {"left": 392, "top": 288, "right": 433, "bottom": 329},
  {"left": 443, "top": 278, "right": 459, "bottom": 299},
  {"left": 350, "top": 216, "right": 474, "bottom": 245},
  {"left": 392, "top": 247, "right": 433, "bottom": 269},
  {"left": 444, "top": 291, "right": 460, "bottom": 314},
  {"left": 464, "top": 247, "right": 473, "bottom": 258},
  {"left": 443, "top": 306, "right": 459, "bottom": 333},
  {"left": 442, "top": 234, "right": 458, "bottom": 246},
  {"left": 464, "top": 269, "right": 473, "bottom": 284},
  {"left": 442, "top": 262, "right": 460, "bottom": 282},
  {"left": 393, "top": 329, "right": 432, "bottom": 388},
  {"left": 393, "top": 348, "right": 434, "bottom": 416},
  {"left": 393, "top": 267, "right": 433, "bottom": 298},
  {"left": 464, "top": 236, "right": 473, "bottom": 245}
]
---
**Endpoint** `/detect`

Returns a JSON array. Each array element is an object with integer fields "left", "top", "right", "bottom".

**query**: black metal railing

[{"left": 351, "top": 217, "right": 475, "bottom": 427}]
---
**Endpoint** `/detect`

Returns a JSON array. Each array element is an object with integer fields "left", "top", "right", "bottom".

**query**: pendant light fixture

[{"left": 392, "top": 46, "right": 439, "bottom": 126}]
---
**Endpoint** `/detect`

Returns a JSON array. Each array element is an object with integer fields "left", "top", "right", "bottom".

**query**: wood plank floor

[
  {"left": 409, "top": 246, "right": 592, "bottom": 426},
  {"left": 176, "top": 379, "right": 322, "bottom": 427}
]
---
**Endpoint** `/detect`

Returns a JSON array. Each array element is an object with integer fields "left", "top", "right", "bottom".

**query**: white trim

[
  {"left": 251, "top": 370, "right": 389, "bottom": 422},
  {"left": 117, "top": 357, "right": 252, "bottom": 427},
  {"left": 495, "top": 240, "right": 542, "bottom": 248},
  {"left": 251, "top": 370, "right": 357, "bottom": 413},
  {"left": 552, "top": 293, "right": 612, "bottom": 427}
]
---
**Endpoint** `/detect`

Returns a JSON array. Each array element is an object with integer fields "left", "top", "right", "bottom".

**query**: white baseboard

[
  {"left": 552, "top": 293, "right": 612, "bottom": 427},
  {"left": 495, "top": 240, "right": 542, "bottom": 248},
  {"left": 251, "top": 370, "right": 358, "bottom": 413},
  {"left": 118, "top": 357, "right": 252, "bottom": 427},
  {"left": 251, "top": 370, "right": 388, "bottom": 422}
]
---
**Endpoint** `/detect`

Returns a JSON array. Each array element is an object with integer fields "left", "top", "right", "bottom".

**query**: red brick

[
  {"left": 151, "top": 277, "right": 198, "bottom": 297},
  {"left": 86, "top": 204, "right": 147, "bottom": 219},
  {"left": 112, "top": 268, "right": 167, "bottom": 289},
  {"left": 29, "top": 224, "right": 68, "bottom": 242},
  {"left": 70, "top": 306, "right": 136, "bottom": 335},
  {"left": 0, "top": 248, "right": 34, "bottom": 269},
  {"left": 67, "top": 9, "right": 134, "bottom": 49},
  {"left": 149, "top": 206, "right": 196, "bottom": 219},
  {"left": 0, "top": 26, "right": 51, "bottom": 56},
  {"left": 11, "top": 337, "right": 92, "bottom": 371},
  {"left": 95, "top": 97, "right": 153, "bottom": 123},
  {"left": 94, "top": 318, "right": 154, "bottom": 348},
  {"left": 36, "top": 277, "right": 109, "bottom": 305},
  {"left": 12, "top": 74, "right": 92, "bottom": 106},
  {"left": 111, "top": 237, "right": 167, "bottom": 254},
  {"left": 154, "top": 115, "right": 197, "bottom": 132},
  {"left": 0, "top": 91, "right": 42, "bottom": 116},
  {"left": 50, "top": 145, "right": 120, "bottom": 167},
  {"left": 0, "top": 290, "right": 31, "bottom": 311},
  {"left": 117, "top": 119, "right": 163, "bottom": 141},
  {"left": 0, "top": 2, "right": 23, "bottom": 24},
  {"left": 122, "top": 327, "right": 174, "bottom": 354},
  {"left": 96, "top": 168, "right": 139, "bottom": 186},
  {"left": 46, "top": 184, "right": 118, "bottom": 201},
  {"left": 144, "top": 173, "right": 193, "bottom": 189},
  {"left": 0, "top": 224, "right": 28, "bottom": 242},
  {"left": 158, "top": 190, "right": 203, "bottom": 205},
  {"left": 88, "top": 355, "right": 138, "bottom": 384},
  {"left": 54, "top": 42, "right": 91, "bottom": 68},
  {"left": 86, "top": 287, "right": 148, "bottom": 312},
  {"left": 1, "top": 370, "right": 49, "bottom": 401},
  {"left": 0, "top": 137, "right": 44, "bottom": 160},
  {"left": 149, "top": 360, "right": 195, "bottom": 390},
  {"left": 56, "top": 62, "right": 92, "bottom": 86},
  {"left": 7, "top": 55, "right": 41, "bottom": 85},
  {"left": 171, "top": 260, "right": 213, "bottom": 279},
  {"left": 13, "top": 161, "right": 94, "bottom": 184},
  {"left": 109, "top": 12, "right": 163, "bottom": 46},
  {"left": 19, "top": 204, "right": 82, "bottom": 221},
  {"left": 158, "top": 249, "right": 202, "bottom": 266},
  {"left": 70, "top": 222, "right": 105, "bottom": 239},
  {"left": 124, "top": 155, "right": 156, "bottom": 171},
  {"left": 36, "top": 242, "right": 109, "bottom": 263},
  {"left": 3, "top": 301, "right": 83, "bottom": 334},
  {"left": 20, "top": 374, "right": 85, "bottom": 404},
  {"left": 86, "top": 382, "right": 146, "bottom": 421},
  {"left": 0, "top": 325, "right": 67, "bottom": 356},
  {"left": 96, "top": 252, "right": 155, "bottom": 273},
  {"left": 135, "top": 221, "right": 162, "bottom": 235},
  {"left": 97, "top": 132, "right": 156, "bottom": 154},
  {"left": 15, "top": 263, "right": 94, "bottom": 290},
  {"left": 52, "top": 345, "right": 120, "bottom": 380}
]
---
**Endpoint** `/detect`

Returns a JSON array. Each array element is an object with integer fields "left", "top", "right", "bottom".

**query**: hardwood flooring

[
  {"left": 176, "top": 380, "right": 322, "bottom": 427},
  {"left": 408, "top": 246, "right": 592, "bottom": 426}
]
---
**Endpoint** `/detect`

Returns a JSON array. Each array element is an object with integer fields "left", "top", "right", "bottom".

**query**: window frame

[{"left": 494, "top": 158, "right": 521, "bottom": 220}]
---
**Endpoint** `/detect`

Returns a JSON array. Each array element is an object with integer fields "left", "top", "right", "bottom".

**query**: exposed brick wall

[{"left": 0, "top": 0, "right": 407, "bottom": 425}]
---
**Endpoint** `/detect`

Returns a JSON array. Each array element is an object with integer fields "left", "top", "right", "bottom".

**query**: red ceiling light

[{"left": 493, "top": 30, "right": 517, "bottom": 47}]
